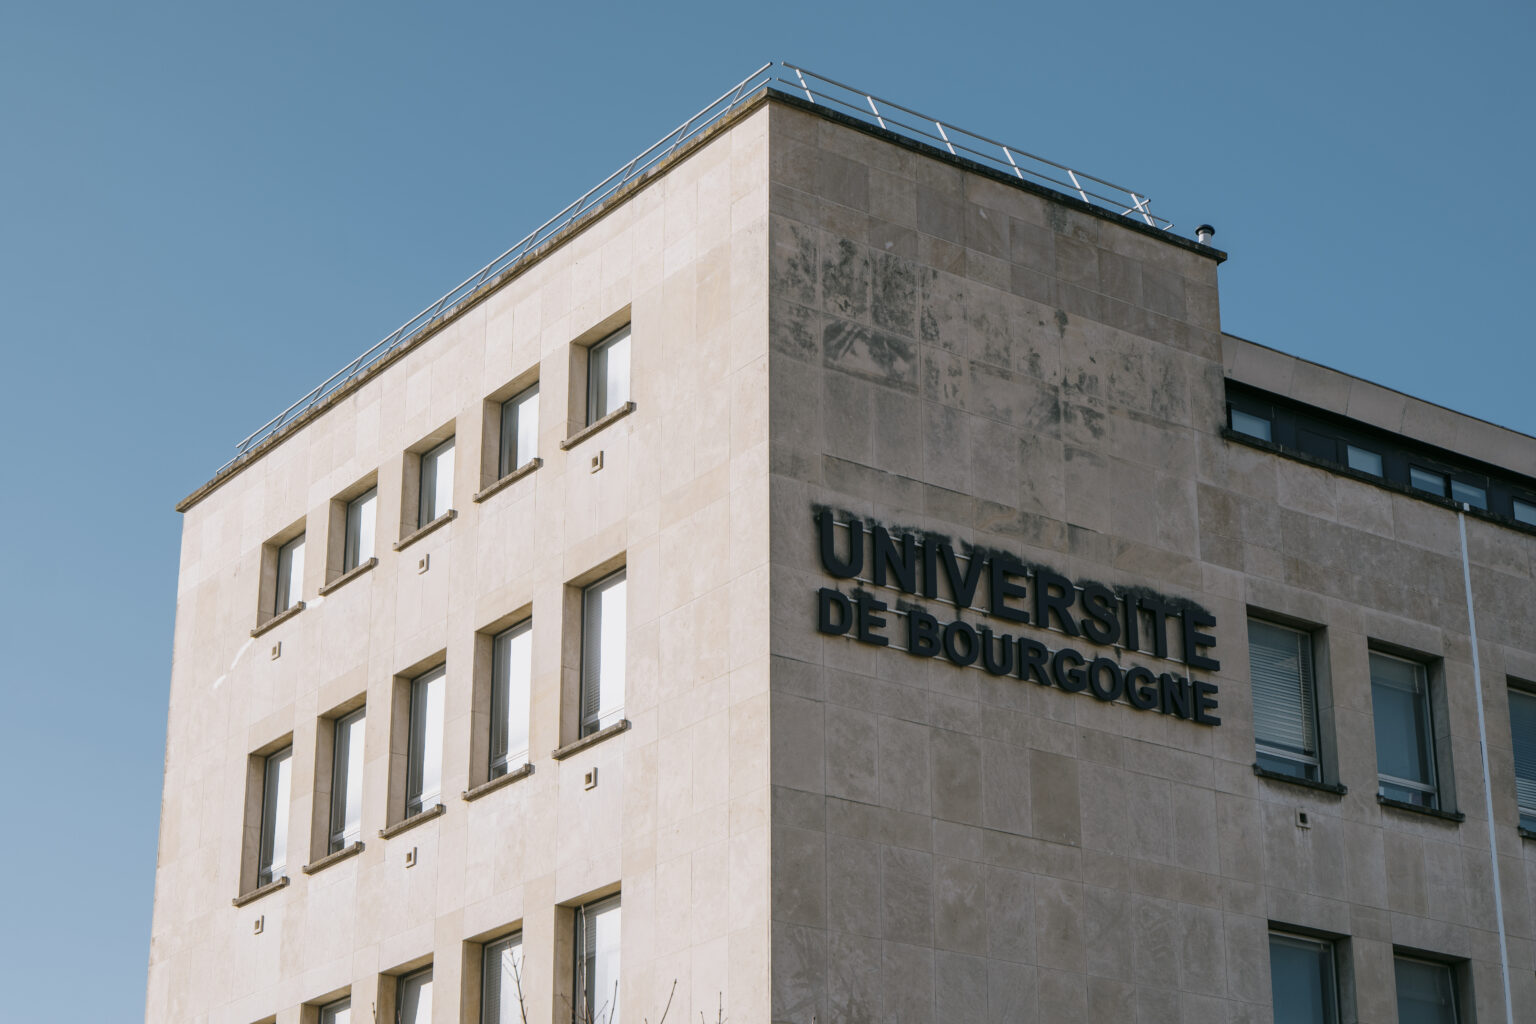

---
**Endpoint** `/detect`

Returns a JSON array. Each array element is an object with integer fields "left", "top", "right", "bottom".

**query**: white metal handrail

[{"left": 221, "top": 61, "right": 1170, "bottom": 471}]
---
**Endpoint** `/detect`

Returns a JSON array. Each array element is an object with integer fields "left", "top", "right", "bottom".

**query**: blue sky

[{"left": 1, "top": 1, "right": 1531, "bottom": 1017}]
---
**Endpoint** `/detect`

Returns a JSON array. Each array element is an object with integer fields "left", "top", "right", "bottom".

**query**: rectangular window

[
  {"left": 574, "top": 896, "right": 621, "bottom": 1024},
  {"left": 581, "top": 571, "right": 627, "bottom": 737},
  {"left": 1269, "top": 933, "right": 1339, "bottom": 1024},
  {"left": 490, "top": 620, "right": 533, "bottom": 779},
  {"left": 1371, "top": 652, "right": 1439, "bottom": 808},
  {"left": 319, "top": 998, "right": 351, "bottom": 1024},
  {"left": 406, "top": 667, "right": 446, "bottom": 817},
  {"left": 328, "top": 708, "right": 366, "bottom": 853},
  {"left": 482, "top": 933, "right": 525, "bottom": 1024},
  {"left": 419, "top": 437, "right": 456, "bottom": 526},
  {"left": 343, "top": 488, "right": 377, "bottom": 571},
  {"left": 1409, "top": 466, "right": 1447, "bottom": 497},
  {"left": 1514, "top": 498, "right": 1536, "bottom": 526},
  {"left": 1229, "top": 407, "right": 1272, "bottom": 442},
  {"left": 257, "top": 746, "right": 292, "bottom": 886},
  {"left": 587, "top": 326, "right": 631, "bottom": 425},
  {"left": 398, "top": 967, "right": 433, "bottom": 1024},
  {"left": 1346, "top": 444, "right": 1383, "bottom": 476},
  {"left": 1249, "top": 619, "right": 1321, "bottom": 781},
  {"left": 274, "top": 534, "right": 305, "bottom": 614},
  {"left": 1509, "top": 687, "right": 1536, "bottom": 830},
  {"left": 1393, "top": 957, "right": 1459, "bottom": 1024},
  {"left": 1449, "top": 479, "right": 1487, "bottom": 510},
  {"left": 499, "top": 385, "right": 540, "bottom": 479}
]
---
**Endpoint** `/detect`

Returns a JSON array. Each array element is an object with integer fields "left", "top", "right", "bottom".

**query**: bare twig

[{"left": 644, "top": 978, "right": 678, "bottom": 1024}]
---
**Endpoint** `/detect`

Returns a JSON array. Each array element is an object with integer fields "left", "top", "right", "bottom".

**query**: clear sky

[{"left": 1, "top": 0, "right": 1531, "bottom": 1017}]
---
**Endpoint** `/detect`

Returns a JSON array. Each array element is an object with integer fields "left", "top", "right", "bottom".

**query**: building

[{"left": 147, "top": 63, "right": 1536, "bottom": 1023}]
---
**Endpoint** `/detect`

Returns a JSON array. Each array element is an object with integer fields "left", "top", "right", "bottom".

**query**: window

[
  {"left": 343, "top": 488, "right": 377, "bottom": 571},
  {"left": 1509, "top": 687, "right": 1536, "bottom": 830},
  {"left": 1394, "top": 957, "right": 1459, "bottom": 1024},
  {"left": 1269, "top": 933, "right": 1339, "bottom": 1024},
  {"left": 499, "top": 385, "right": 539, "bottom": 478},
  {"left": 1514, "top": 499, "right": 1536, "bottom": 526},
  {"left": 574, "top": 896, "right": 621, "bottom": 1024},
  {"left": 398, "top": 967, "right": 433, "bottom": 1024},
  {"left": 587, "top": 326, "right": 631, "bottom": 424},
  {"left": 1371, "top": 653, "right": 1439, "bottom": 808},
  {"left": 419, "top": 437, "right": 455, "bottom": 526},
  {"left": 1346, "top": 444, "right": 1383, "bottom": 476},
  {"left": 1249, "top": 619, "right": 1321, "bottom": 781},
  {"left": 1450, "top": 479, "right": 1487, "bottom": 510},
  {"left": 1409, "top": 466, "right": 1446, "bottom": 497},
  {"left": 581, "top": 570, "right": 627, "bottom": 737},
  {"left": 490, "top": 621, "right": 533, "bottom": 779},
  {"left": 274, "top": 534, "right": 305, "bottom": 614},
  {"left": 1230, "top": 407, "right": 1272, "bottom": 442},
  {"left": 406, "top": 667, "right": 445, "bottom": 818},
  {"left": 482, "top": 933, "right": 525, "bottom": 1024},
  {"left": 328, "top": 708, "right": 365, "bottom": 853},
  {"left": 319, "top": 997, "right": 351, "bottom": 1024},
  {"left": 257, "top": 746, "right": 292, "bottom": 887}
]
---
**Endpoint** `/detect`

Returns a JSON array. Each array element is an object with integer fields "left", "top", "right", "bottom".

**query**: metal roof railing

[{"left": 221, "top": 61, "right": 1170, "bottom": 471}]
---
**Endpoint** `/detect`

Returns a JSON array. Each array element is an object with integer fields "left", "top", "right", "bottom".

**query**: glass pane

[
  {"left": 420, "top": 438, "right": 455, "bottom": 525},
  {"left": 588, "top": 327, "right": 631, "bottom": 424},
  {"left": 1346, "top": 445, "right": 1383, "bottom": 476},
  {"left": 1509, "top": 689, "right": 1536, "bottom": 820},
  {"left": 1230, "top": 408, "right": 1271, "bottom": 441},
  {"left": 398, "top": 969, "right": 433, "bottom": 1024},
  {"left": 1410, "top": 467, "right": 1446, "bottom": 497},
  {"left": 577, "top": 898, "right": 621, "bottom": 1024},
  {"left": 490, "top": 621, "right": 533, "bottom": 777},
  {"left": 1248, "top": 619, "right": 1319, "bottom": 776},
  {"left": 483, "top": 934, "right": 525, "bottom": 1024},
  {"left": 275, "top": 535, "right": 305, "bottom": 613},
  {"left": 1269, "top": 934, "right": 1338, "bottom": 1024},
  {"left": 1514, "top": 499, "right": 1536, "bottom": 526},
  {"left": 330, "top": 709, "right": 365, "bottom": 851},
  {"left": 407, "top": 668, "right": 445, "bottom": 815},
  {"left": 345, "top": 488, "right": 377, "bottom": 570},
  {"left": 319, "top": 998, "right": 350, "bottom": 1024},
  {"left": 1449, "top": 480, "right": 1487, "bottom": 510},
  {"left": 604, "top": 330, "right": 630, "bottom": 415},
  {"left": 500, "top": 385, "right": 540, "bottom": 478},
  {"left": 1371, "top": 654, "right": 1436, "bottom": 801},
  {"left": 1394, "top": 958, "right": 1457, "bottom": 1024},
  {"left": 258, "top": 746, "right": 292, "bottom": 885},
  {"left": 582, "top": 572, "right": 627, "bottom": 735}
]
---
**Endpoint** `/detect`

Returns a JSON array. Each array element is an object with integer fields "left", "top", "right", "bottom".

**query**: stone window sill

[
  {"left": 473, "top": 458, "right": 543, "bottom": 503},
  {"left": 379, "top": 803, "right": 446, "bottom": 839},
  {"left": 1377, "top": 794, "right": 1465, "bottom": 824},
  {"left": 393, "top": 510, "right": 457, "bottom": 552},
  {"left": 1253, "top": 764, "right": 1347, "bottom": 796},
  {"left": 1519, "top": 826, "right": 1536, "bottom": 842},
  {"left": 551, "top": 719, "right": 631, "bottom": 760},
  {"left": 462, "top": 763, "right": 535, "bottom": 801},
  {"left": 232, "top": 876, "right": 288, "bottom": 907},
  {"left": 251, "top": 603, "right": 305, "bottom": 638},
  {"left": 319, "top": 557, "right": 378, "bottom": 596},
  {"left": 302, "top": 841, "right": 364, "bottom": 875},
  {"left": 559, "top": 402, "right": 636, "bottom": 450}
]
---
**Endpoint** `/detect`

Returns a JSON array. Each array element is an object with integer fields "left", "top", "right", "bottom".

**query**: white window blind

[
  {"left": 481, "top": 933, "right": 524, "bottom": 1024},
  {"left": 1509, "top": 689, "right": 1536, "bottom": 826},
  {"left": 1248, "top": 619, "right": 1319, "bottom": 779},
  {"left": 575, "top": 897, "right": 621, "bottom": 1024}
]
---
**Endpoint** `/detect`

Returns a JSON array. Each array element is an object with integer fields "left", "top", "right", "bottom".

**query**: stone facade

[{"left": 150, "top": 90, "right": 1536, "bottom": 1024}]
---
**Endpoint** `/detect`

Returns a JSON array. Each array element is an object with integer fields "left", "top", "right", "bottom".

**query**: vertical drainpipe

[{"left": 1457, "top": 506, "right": 1514, "bottom": 1024}]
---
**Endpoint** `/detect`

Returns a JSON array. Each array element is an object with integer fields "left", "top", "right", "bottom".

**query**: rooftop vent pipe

[{"left": 1196, "top": 224, "right": 1215, "bottom": 245}]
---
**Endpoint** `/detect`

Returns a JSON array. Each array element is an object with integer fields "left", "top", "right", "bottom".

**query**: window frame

[
  {"left": 343, "top": 486, "right": 378, "bottom": 573},
  {"left": 1268, "top": 931, "right": 1341, "bottom": 1024},
  {"left": 579, "top": 569, "right": 628, "bottom": 739},
  {"left": 1248, "top": 617, "right": 1325, "bottom": 782},
  {"left": 1370, "top": 650, "right": 1442, "bottom": 809},
  {"left": 405, "top": 665, "right": 446, "bottom": 819},
  {"left": 396, "top": 966, "right": 434, "bottom": 1024},
  {"left": 256, "top": 745, "right": 292, "bottom": 887},
  {"left": 498, "top": 384, "right": 540, "bottom": 480},
  {"left": 489, "top": 618, "right": 533, "bottom": 780},
  {"left": 327, "top": 707, "right": 366, "bottom": 854},
  {"left": 573, "top": 895, "right": 621, "bottom": 1024},
  {"left": 481, "top": 931, "right": 526, "bottom": 1024},
  {"left": 318, "top": 997, "right": 351, "bottom": 1024},
  {"left": 586, "top": 325, "right": 632, "bottom": 426},
  {"left": 1508, "top": 682, "right": 1536, "bottom": 831},
  {"left": 1392, "top": 954, "right": 1461, "bottom": 1024},
  {"left": 418, "top": 436, "right": 456, "bottom": 527}
]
